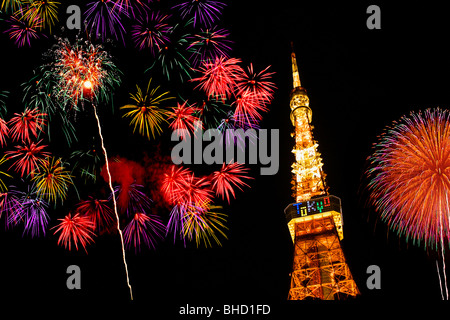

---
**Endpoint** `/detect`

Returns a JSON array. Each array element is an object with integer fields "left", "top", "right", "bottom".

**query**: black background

[{"left": 1, "top": 0, "right": 449, "bottom": 315}]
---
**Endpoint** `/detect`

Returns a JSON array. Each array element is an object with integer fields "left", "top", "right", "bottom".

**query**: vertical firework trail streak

[{"left": 92, "top": 103, "right": 133, "bottom": 300}]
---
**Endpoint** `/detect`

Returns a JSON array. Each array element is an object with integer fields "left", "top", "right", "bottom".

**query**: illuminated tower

[{"left": 285, "top": 47, "right": 359, "bottom": 300}]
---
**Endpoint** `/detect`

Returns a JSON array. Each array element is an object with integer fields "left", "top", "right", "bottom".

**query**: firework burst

[
  {"left": 187, "top": 26, "right": 232, "bottom": 67},
  {"left": 84, "top": 0, "right": 126, "bottom": 43},
  {"left": 147, "top": 21, "right": 193, "bottom": 82},
  {"left": 366, "top": 108, "right": 450, "bottom": 299},
  {"left": 15, "top": 188, "right": 49, "bottom": 237},
  {"left": 192, "top": 56, "right": 242, "bottom": 101},
  {"left": 210, "top": 162, "right": 252, "bottom": 203},
  {"left": 182, "top": 202, "right": 227, "bottom": 247},
  {"left": 52, "top": 212, "right": 96, "bottom": 252},
  {"left": 76, "top": 197, "right": 115, "bottom": 233},
  {"left": 22, "top": 0, "right": 60, "bottom": 33},
  {"left": 0, "top": 156, "right": 12, "bottom": 193},
  {"left": 49, "top": 37, "right": 121, "bottom": 107},
  {"left": 31, "top": 156, "right": 74, "bottom": 205},
  {"left": 235, "top": 64, "right": 276, "bottom": 105},
  {"left": 8, "top": 108, "right": 47, "bottom": 143},
  {"left": 6, "top": 139, "right": 51, "bottom": 178},
  {"left": 167, "top": 100, "right": 200, "bottom": 139},
  {"left": 160, "top": 164, "right": 192, "bottom": 205},
  {"left": 0, "top": 118, "right": 8, "bottom": 147},
  {"left": 172, "top": 0, "right": 226, "bottom": 28},
  {"left": 131, "top": 10, "right": 171, "bottom": 54},
  {"left": 123, "top": 212, "right": 166, "bottom": 252},
  {"left": 121, "top": 79, "right": 173, "bottom": 140},
  {"left": 4, "top": 11, "right": 43, "bottom": 47}
]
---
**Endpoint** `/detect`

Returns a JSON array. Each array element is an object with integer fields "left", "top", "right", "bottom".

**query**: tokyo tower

[{"left": 285, "top": 46, "right": 359, "bottom": 300}]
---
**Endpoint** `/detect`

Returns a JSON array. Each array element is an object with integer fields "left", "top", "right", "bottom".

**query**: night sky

[{"left": 1, "top": 0, "right": 450, "bottom": 315}]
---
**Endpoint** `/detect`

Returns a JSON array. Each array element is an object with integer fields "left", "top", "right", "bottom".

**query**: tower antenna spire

[{"left": 291, "top": 42, "right": 301, "bottom": 88}]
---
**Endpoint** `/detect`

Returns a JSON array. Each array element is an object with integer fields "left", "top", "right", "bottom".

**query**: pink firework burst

[
  {"left": 4, "top": 11, "right": 43, "bottom": 47},
  {"left": 52, "top": 212, "right": 96, "bottom": 252},
  {"left": 8, "top": 108, "right": 47, "bottom": 143},
  {"left": 167, "top": 101, "right": 200, "bottom": 139},
  {"left": 123, "top": 212, "right": 166, "bottom": 252},
  {"left": 6, "top": 139, "right": 51, "bottom": 178},
  {"left": 192, "top": 56, "right": 242, "bottom": 101},
  {"left": 210, "top": 162, "right": 253, "bottom": 203}
]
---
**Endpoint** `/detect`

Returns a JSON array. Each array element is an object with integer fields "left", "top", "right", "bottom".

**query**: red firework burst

[
  {"left": 367, "top": 108, "right": 450, "bottom": 250},
  {"left": 8, "top": 108, "right": 47, "bottom": 143},
  {"left": 5, "top": 139, "right": 51, "bottom": 178},
  {"left": 210, "top": 162, "right": 252, "bottom": 203},
  {"left": 76, "top": 197, "right": 115, "bottom": 233},
  {"left": 52, "top": 212, "right": 96, "bottom": 252},
  {"left": 160, "top": 164, "right": 192, "bottom": 205},
  {"left": 0, "top": 118, "right": 8, "bottom": 147},
  {"left": 178, "top": 174, "right": 213, "bottom": 207},
  {"left": 192, "top": 56, "right": 242, "bottom": 101},
  {"left": 232, "top": 90, "right": 267, "bottom": 127},
  {"left": 235, "top": 64, "right": 276, "bottom": 105},
  {"left": 167, "top": 101, "right": 200, "bottom": 138}
]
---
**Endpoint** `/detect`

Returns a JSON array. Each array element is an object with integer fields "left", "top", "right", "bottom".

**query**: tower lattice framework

[{"left": 285, "top": 47, "right": 359, "bottom": 300}]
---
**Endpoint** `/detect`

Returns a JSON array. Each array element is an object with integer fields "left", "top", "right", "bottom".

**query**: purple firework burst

[
  {"left": 172, "top": 0, "right": 226, "bottom": 28},
  {"left": 131, "top": 10, "right": 171, "bottom": 54},
  {"left": 123, "top": 212, "right": 166, "bottom": 252},
  {"left": 84, "top": 0, "right": 126, "bottom": 43}
]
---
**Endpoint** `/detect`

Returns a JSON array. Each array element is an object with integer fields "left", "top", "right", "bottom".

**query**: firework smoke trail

[{"left": 92, "top": 103, "right": 133, "bottom": 300}]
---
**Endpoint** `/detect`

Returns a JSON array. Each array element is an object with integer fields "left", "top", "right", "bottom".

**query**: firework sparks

[
  {"left": 182, "top": 202, "right": 227, "bottom": 247},
  {"left": 16, "top": 189, "right": 49, "bottom": 238},
  {"left": 6, "top": 139, "right": 51, "bottom": 178},
  {"left": 172, "top": 0, "right": 226, "bottom": 28},
  {"left": 8, "top": 108, "right": 47, "bottom": 143},
  {"left": 4, "top": 11, "right": 43, "bottom": 47},
  {"left": 147, "top": 21, "right": 193, "bottom": 82},
  {"left": 167, "top": 100, "right": 200, "bottom": 139},
  {"left": 0, "top": 118, "right": 8, "bottom": 147},
  {"left": 76, "top": 197, "right": 115, "bottom": 233},
  {"left": 235, "top": 64, "right": 276, "bottom": 105},
  {"left": 187, "top": 26, "right": 232, "bottom": 67},
  {"left": 131, "top": 10, "right": 171, "bottom": 54},
  {"left": 22, "top": 0, "right": 60, "bottom": 33},
  {"left": 192, "top": 56, "right": 242, "bottom": 101},
  {"left": 49, "top": 37, "right": 121, "bottom": 107},
  {"left": 84, "top": 0, "right": 126, "bottom": 43},
  {"left": 366, "top": 108, "right": 450, "bottom": 299},
  {"left": 123, "top": 212, "right": 166, "bottom": 252},
  {"left": 210, "top": 162, "right": 252, "bottom": 203},
  {"left": 52, "top": 212, "right": 96, "bottom": 252},
  {"left": 31, "top": 156, "right": 73, "bottom": 205},
  {"left": 121, "top": 79, "right": 173, "bottom": 140},
  {"left": 0, "top": 156, "right": 12, "bottom": 193}
]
